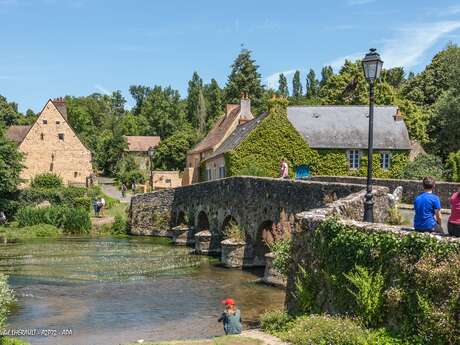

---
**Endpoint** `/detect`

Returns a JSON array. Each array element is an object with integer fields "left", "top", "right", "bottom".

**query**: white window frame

[
  {"left": 347, "top": 150, "right": 361, "bottom": 169},
  {"left": 380, "top": 151, "right": 391, "bottom": 170},
  {"left": 206, "top": 168, "right": 212, "bottom": 181},
  {"left": 218, "top": 166, "right": 226, "bottom": 179}
]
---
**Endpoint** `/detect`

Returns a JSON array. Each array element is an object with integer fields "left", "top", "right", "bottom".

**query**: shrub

[
  {"left": 30, "top": 173, "right": 63, "bottom": 189},
  {"left": 268, "top": 239, "right": 292, "bottom": 276},
  {"left": 446, "top": 150, "right": 460, "bottom": 182},
  {"left": 111, "top": 215, "right": 128, "bottom": 235},
  {"left": 0, "top": 274, "right": 15, "bottom": 329},
  {"left": 223, "top": 221, "right": 246, "bottom": 242},
  {"left": 0, "top": 224, "right": 61, "bottom": 242},
  {"left": 0, "top": 337, "right": 31, "bottom": 345},
  {"left": 283, "top": 314, "right": 369, "bottom": 345},
  {"left": 73, "top": 196, "right": 91, "bottom": 211},
  {"left": 386, "top": 207, "right": 406, "bottom": 225},
  {"left": 400, "top": 154, "right": 446, "bottom": 180},
  {"left": 15, "top": 206, "right": 90, "bottom": 234},
  {"left": 260, "top": 309, "right": 293, "bottom": 334}
]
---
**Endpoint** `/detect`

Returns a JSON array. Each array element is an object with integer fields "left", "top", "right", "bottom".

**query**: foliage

[
  {"left": 290, "top": 218, "right": 460, "bottom": 343},
  {"left": 260, "top": 309, "right": 293, "bottom": 334},
  {"left": 268, "top": 239, "right": 292, "bottom": 276},
  {"left": 225, "top": 98, "right": 319, "bottom": 178},
  {"left": 395, "top": 98, "right": 429, "bottom": 144},
  {"left": 277, "top": 73, "right": 289, "bottom": 97},
  {"left": 30, "top": 173, "right": 63, "bottom": 189},
  {"left": 305, "top": 69, "right": 319, "bottom": 99},
  {"left": 15, "top": 206, "right": 91, "bottom": 234},
  {"left": 0, "top": 128, "right": 23, "bottom": 196},
  {"left": 344, "top": 265, "right": 385, "bottom": 327},
  {"left": 153, "top": 126, "right": 199, "bottom": 170},
  {"left": 224, "top": 48, "right": 264, "bottom": 113},
  {"left": 237, "top": 160, "right": 269, "bottom": 177},
  {"left": 446, "top": 150, "right": 460, "bottom": 182},
  {"left": 186, "top": 72, "right": 204, "bottom": 130},
  {"left": 18, "top": 186, "right": 92, "bottom": 211},
  {"left": 0, "top": 337, "right": 31, "bottom": 345},
  {"left": 223, "top": 221, "right": 246, "bottom": 242},
  {"left": 0, "top": 224, "right": 62, "bottom": 242},
  {"left": 400, "top": 153, "right": 445, "bottom": 180},
  {"left": 0, "top": 95, "right": 20, "bottom": 127},
  {"left": 0, "top": 274, "right": 15, "bottom": 329},
  {"left": 386, "top": 207, "right": 406, "bottom": 226},
  {"left": 292, "top": 71, "right": 302, "bottom": 98},
  {"left": 203, "top": 79, "right": 223, "bottom": 131},
  {"left": 115, "top": 156, "right": 145, "bottom": 186},
  {"left": 93, "top": 129, "right": 128, "bottom": 176},
  {"left": 111, "top": 215, "right": 128, "bottom": 235}
]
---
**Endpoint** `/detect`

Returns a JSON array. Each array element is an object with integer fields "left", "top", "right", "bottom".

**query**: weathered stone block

[
  {"left": 221, "top": 239, "right": 254, "bottom": 268},
  {"left": 263, "top": 252, "right": 286, "bottom": 288}
]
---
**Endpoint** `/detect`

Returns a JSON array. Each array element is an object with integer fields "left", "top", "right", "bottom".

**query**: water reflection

[{"left": 1, "top": 237, "right": 285, "bottom": 345}]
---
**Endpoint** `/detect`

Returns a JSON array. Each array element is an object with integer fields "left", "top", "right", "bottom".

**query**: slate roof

[
  {"left": 124, "top": 136, "right": 161, "bottom": 152},
  {"left": 189, "top": 106, "right": 241, "bottom": 154},
  {"left": 6, "top": 125, "right": 31, "bottom": 144},
  {"left": 206, "top": 112, "right": 269, "bottom": 160},
  {"left": 287, "top": 106, "right": 411, "bottom": 150}
]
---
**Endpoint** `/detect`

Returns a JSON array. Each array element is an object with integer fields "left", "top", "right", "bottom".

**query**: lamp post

[
  {"left": 148, "top": 146, "right": 155, "bottom": 191},
  {"left": 362, "top": 48, "right": 383, "bottom": 223}
]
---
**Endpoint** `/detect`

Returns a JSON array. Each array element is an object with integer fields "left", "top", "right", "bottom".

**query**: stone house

[
  {"left": 184, "top": 94, "right": 253, "bottom": 184},
  {"left": 6, "top": 98, "right": 93, "bottom": 186},
  {"left": 124, "top": 135, "right": 161, "bottom": 172}
]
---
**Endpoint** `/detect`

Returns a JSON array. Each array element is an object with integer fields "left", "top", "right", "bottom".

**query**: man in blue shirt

[{"left": 414, "top": 176, "right": 443, "bottom": 233}]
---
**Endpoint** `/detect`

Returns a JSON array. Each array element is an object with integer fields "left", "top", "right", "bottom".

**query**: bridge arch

[
  {"left": 253, "top": 220, "right": 275, "bottom": 264},
  {"left": 196, "top": 211, "right": 210, "bottom": 232},
  {"left": 176, "top": 210, "right": 187, "bottom": 227}
]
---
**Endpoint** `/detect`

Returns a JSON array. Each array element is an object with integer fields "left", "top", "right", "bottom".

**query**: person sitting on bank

[
  {"left": 414, "top": 176, "right": 443, "bottom": 233},
  {"left": 218, "top": 298, "right": 242, "bottom": 335},
  {"left": 448, "top": 186, "right": 460, "bottom": 237}
]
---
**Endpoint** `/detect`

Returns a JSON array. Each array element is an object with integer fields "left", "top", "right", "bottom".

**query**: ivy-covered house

[
  {"left": 200, "top": 101, "right": 413, "bottom": 181},
  {"left": 287, "top": 106, "right": 412, "bottom": 178}
]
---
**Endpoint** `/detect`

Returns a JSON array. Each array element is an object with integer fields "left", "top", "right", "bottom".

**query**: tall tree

[
  {"left": 0, "top": 128, "right": 23, "bottom": 196},
  {"left": 186, "top": 72, "right": 204, "bottom": 129},
  {"left": 278, "top": 73, "right": 289, "bottom": 96},
  {"left": 320, "top": 66, "right": 334, "bottom": 87},
  {"left": 110, "top": 90, "right": 126, "bottom": 117},
  {"left": 129, "top": 85, "right": 152, "bottom": 115},
  {"left": 204, "top": 79, "right": 223, "bottom": 131},
  {"left": 197, "top": 88, "right": 207, "bottom": 134},
  {"left": 0, "top": 95, "right": 20, "bottom": 126},
  {"left": 224, "top": 49, "right": 264, "bottom": 112},
  {"left": 382, "top": 67, "right": 405, "bottom": 89},
  {"left": 292, "top": 70, "right": 302, "bottom": 98},
  {"left": 305, "top": 69, "right": 319, "bottom": 98}
]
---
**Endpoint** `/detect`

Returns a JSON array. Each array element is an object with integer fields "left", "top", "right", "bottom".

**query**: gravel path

[
  {"left": 239, "top": 330, "right": 289, "bottom": 345},
  {"left": 97, "top": 176, "right": 132, "bottom": 204}
]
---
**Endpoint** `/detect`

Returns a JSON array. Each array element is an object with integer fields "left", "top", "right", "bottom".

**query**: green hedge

[
  {"left": 18, "top": 186, "right": 91, "bottom": 210},
  {"left": 15, "top": 206, "right": 91, "bottom": 234},
  {"left": 0, "top": 274, "right": 15, "bottom": 330},
  {"left": 290, "top": 219, "right": 460, "bottom": 344}
]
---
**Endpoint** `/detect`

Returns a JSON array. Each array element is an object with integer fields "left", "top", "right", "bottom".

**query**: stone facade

[
  {"left": 18, "top": 100, "right": 92, "bottom": 186},
  {"left": 263, "top": 253, "right": 287, "bottom": 287},
  {"left": 309, "top": 175, "right": 460, "bottom": 206}
]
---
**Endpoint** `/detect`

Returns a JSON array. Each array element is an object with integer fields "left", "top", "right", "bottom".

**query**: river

[{"left": 0, "top": 237, "right": 285, "bottom": 345}]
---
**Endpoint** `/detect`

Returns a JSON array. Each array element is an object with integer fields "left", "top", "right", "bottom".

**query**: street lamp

[
  {"left": 362, "top": 48, "right": 383, "bottom": 223},
  {"left": 148, "top": 146, "right": 155, "bottom": 190}
]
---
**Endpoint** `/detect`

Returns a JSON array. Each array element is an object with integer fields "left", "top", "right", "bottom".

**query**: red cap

[{"left": 222, "top": 298, "right": 235, "bottom": 305}]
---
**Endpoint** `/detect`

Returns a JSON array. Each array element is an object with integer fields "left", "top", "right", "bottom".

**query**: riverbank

[{"left": 126, "top": 330, "right": 288, "bottom": 345}]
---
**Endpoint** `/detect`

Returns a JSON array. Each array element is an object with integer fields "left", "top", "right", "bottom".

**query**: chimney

[
  {"left": 394, "top": 108, "right": 403, "bottom": 121},
  {"left": 52, "top": 97, "right": 68, "bottom": 121},
  {"left": 239, "top": 92, "right": 253, "bottom": 124}
]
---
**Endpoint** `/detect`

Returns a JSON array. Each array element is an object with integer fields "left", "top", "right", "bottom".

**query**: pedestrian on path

[
  {"left": 218, "top": 298, "right": 242, "bottom": 335},
  {"left": 448, "top": 186, "right": 460, "bottom": 237},
  {"left": 279, "top": 158, "right": 289, "bottom": 179},
  {"left": 121, "top": 183, "right": 127, "bottom": 198},
  {"left": 413, "top": 176, "right": 443, "bottom": 233}
]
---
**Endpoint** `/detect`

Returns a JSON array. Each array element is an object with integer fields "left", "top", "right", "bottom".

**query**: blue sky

[{"left": 1, "top": 0, "right": 460, "bottom": 112}]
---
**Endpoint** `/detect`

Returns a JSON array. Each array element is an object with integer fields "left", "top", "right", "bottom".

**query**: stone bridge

[{"left": 129, "top": 176, "right": 392, "bottom": 267}]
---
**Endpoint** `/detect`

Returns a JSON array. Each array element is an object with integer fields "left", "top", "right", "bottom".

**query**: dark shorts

[
  {"left": 448, "top": 222, "right": 460, "bottom": 237},
  {"left": 415, "top": 224, "right": 443, "bottom": 233}
]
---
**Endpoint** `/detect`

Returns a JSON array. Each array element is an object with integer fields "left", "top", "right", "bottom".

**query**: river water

[{"left": 0, "top": 237, "right": 285, "bottom": 345}]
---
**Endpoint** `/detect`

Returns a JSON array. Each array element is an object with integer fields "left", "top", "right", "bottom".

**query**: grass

[
  {"left": 126, "top": 336, "right": 262, "bottom": 345},
  {"left": 106, "top": 202, "right": 128, "bottom": 219},
  {"left": 0, "top": 224, "right": 62, "bottom": 242}
]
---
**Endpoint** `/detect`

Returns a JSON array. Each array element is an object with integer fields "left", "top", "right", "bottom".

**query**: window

[
  {"left": 43, "top": 119, "right": 48, "bottom": 124},
  {"left": 58, "top": 133, "right": 64, "bottom": 140},
  {"left": 40, "top": 133, "right": 44, "bottom": 140},
  {"left": 348, "top": 150, "right": 360, "bottom": 169},
  {"left": 206, "top": 168, "right": 212, "bottom": 181},
  {"left": 380, "top": 152, "right": 391, "bottom": 170},
  {"left": 165, "top": 179, "right": 171, "bottom": 184},
  {"left": 74, "top": 171, "right": 78, "bottom": 178},
  {"left": 56, "top": 121, "right": 60, "bottom": 124},
  {"left": 49, "top": 163, "right": 54, "bottom": 171},
  {"left": 218, "top": 166, "right": 225, "bottom": 179}
]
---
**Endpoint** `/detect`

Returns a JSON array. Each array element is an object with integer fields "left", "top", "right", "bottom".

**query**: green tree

[
  {"left": 320, "top": 66, "right": 334, "bottom": 87},
  {"left": 0, "top": 95, "right": 20, "bottom": 126},
  {"left": 129, "top": 85, "right": 152, "bottom": 115},
  {"left": 186, "top": 72, "right": 204, "bottom": 129},
  {"left": 204, "top": 79, "right": 223, "bottom": 131},
  {"left": 400, "top": 153, "right": 446, "bottom": 180},
  {"left": 382, "top": 67, "right": 405, "bottom": 89},
  {"left": 224, "top": 48, "right": 264, "bottom": 113},
  {"left": 153, "top": 127, "right": 198, "bottom": 170},
  {"left": 0, "top": 128, "right": 23, "bottom": 195},
  {"left": 93, "top": 129, "right": 128, "bottom": 176},
  {"left": 292, "top": 70, "right": 302, "bottom": 98},
  {"left": 278, "top": 73, "right": 289, "bottom": 97},
  {"left": 110, "top": 90, "right": 126, "bottom": 117},
  {"left": 197, "top": 87, "right": 207, "bottom": 134},
  {"left": 305, "top": 69, "right": 319, "bottom": 98}
]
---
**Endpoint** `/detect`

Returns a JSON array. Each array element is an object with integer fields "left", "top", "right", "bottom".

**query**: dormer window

[{"left": 43, "top": 120, "right": 48, "bottom": 124}]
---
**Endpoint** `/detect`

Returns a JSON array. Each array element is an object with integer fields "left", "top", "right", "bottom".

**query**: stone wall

[{"left": 309, "top": 175, "right": 459, "bottom": 206}]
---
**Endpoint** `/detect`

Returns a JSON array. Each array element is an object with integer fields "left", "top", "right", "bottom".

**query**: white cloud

[
  {"left": 347, "top": 0, "right": 375, "bottom": 6},
  {"left": 264, "top": 70, "right": 296, "bottom": 90},
  {"left": 382, "top": 21, "right": 460, "bottom": 68}
]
